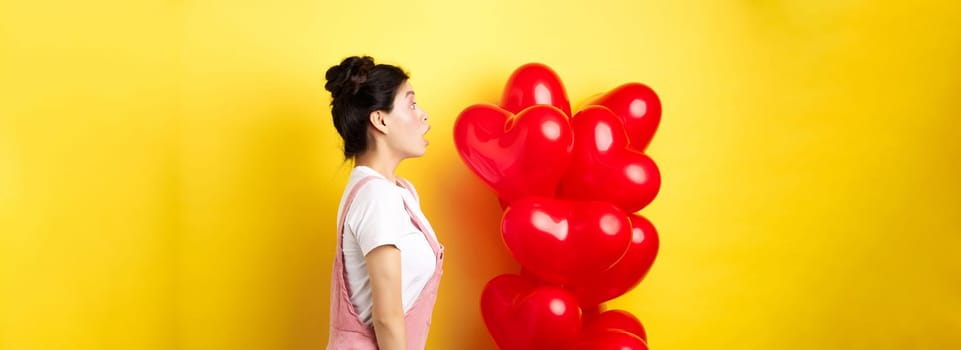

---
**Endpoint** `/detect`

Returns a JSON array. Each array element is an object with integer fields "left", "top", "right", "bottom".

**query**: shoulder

[
  {"left": 396, "top": 177, "right": 420, "bottom": 202},
  {"left": 350, "top": 177, "right": 402, "bottom": 204},
  {"left": 344, "top": 177, "right": 413, "bottom": 244}
]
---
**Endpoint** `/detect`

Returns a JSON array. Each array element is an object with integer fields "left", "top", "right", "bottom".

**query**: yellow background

[{"left": 2, "top": 0, "right": 960, "bottom": 349}]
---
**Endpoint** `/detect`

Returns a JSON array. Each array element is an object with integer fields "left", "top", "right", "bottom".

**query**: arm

[{"left": 366, "top": 245, "right": 406, "bottom": 350}]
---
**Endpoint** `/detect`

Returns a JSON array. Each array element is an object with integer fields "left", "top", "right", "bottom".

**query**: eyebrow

[{"left": 405, "top": 91, "right": 415, "bottom": 97}]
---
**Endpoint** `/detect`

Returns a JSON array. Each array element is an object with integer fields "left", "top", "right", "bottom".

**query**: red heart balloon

[
  {"left": 586, "top": 83, "right": 661, "bottom": 152},
  {"left": 480, "top": 274, "right": 531, "bottom": 349},
  {"left": 502, "top": 197, "right": 632, "bottom": 284},
  {"left": 558, "top": 106, "right": 661, "bottom": 213},
  {"left": 454, "top": 104, "right": 574, "bottom": 205},
  {"left": 571, "top": 214, "right": 659, "bottom": 306},
  {"left": 481, "top": 274, "right": 583, "bottom": 350},
  {"left": 501, "top": 63, "right": 572, "bottom": 117},
  {"left": 578, "top": 330, "right": 649, "bottom": 350},
  {"left": 583, "top": 309, "right": 647, "bottom": 342}
]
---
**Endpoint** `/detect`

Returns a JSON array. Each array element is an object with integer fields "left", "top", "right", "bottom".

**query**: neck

[{"left": 354, "top": 149, "right": 401, "bottom": 185}]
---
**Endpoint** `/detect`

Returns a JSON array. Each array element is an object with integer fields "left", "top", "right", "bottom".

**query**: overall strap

[{"left": 396, "top": 178, "right": 441, "bottom": 257}]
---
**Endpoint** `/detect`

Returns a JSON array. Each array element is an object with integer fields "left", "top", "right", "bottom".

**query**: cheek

[
  {"left": 392, "top": 112, "right": 421, "bottom": 142},
  {"left": 403, "top": 112, "right": 423, "bottom": 131}
]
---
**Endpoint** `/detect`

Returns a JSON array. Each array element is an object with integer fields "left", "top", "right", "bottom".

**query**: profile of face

[{"left": 373, "top": 80, "right": 431, "bottom": 158}]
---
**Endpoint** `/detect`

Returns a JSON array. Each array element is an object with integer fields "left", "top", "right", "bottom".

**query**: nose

[{"left": 421, "top": 110, "right": 430, "bottom": 132}]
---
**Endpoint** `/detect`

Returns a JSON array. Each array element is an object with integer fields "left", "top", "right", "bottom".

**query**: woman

[{"left": 324, "top": 56, "right": 443, "bottom": 350}]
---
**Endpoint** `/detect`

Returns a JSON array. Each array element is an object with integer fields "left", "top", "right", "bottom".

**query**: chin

[
  {"left": 415, "top": 147, "right": 428, "bottom": 157},
  {"left": 404, "top": 147, "right": 427, "bottom": 159}
]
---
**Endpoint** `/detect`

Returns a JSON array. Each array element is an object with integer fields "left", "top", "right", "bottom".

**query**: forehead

[{"left": 396, "top": 81, "right": 414, "bottom": 98}]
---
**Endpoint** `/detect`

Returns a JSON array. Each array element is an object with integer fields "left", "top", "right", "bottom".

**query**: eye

[{"left": 410, "top": 102, "right": 417, "bottom": 110}]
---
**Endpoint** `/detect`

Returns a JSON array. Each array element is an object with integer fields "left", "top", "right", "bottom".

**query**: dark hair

[{"left": 324, "top": 56, "right": 409, "bottom": 159}]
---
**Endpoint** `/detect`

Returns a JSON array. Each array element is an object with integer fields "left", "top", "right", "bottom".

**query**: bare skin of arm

[{"left": 366, "top": 245, "right": 406, "bottom": 350}]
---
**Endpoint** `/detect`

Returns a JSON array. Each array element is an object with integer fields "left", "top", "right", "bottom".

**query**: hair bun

[{"left": 325, "top": 56, "right": 375, "bottom": 99}]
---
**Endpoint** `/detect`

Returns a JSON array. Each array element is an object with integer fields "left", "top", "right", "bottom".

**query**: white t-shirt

[{"left": 337, "top": 166, "right": 438, "bottom": 325}]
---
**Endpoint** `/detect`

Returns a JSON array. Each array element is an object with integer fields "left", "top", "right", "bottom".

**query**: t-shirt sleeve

[{"left": 347, "top": 180, "right": 412, "bottom": 256}]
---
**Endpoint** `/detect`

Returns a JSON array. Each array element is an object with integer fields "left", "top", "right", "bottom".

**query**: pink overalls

[{"left": 327, "top": 176, "right": 444, "bottom": 350}]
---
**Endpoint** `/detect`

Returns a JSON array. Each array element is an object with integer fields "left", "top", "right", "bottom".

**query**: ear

[{"left": 369, "top": 110, "right": 389, "bottom": 134}]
